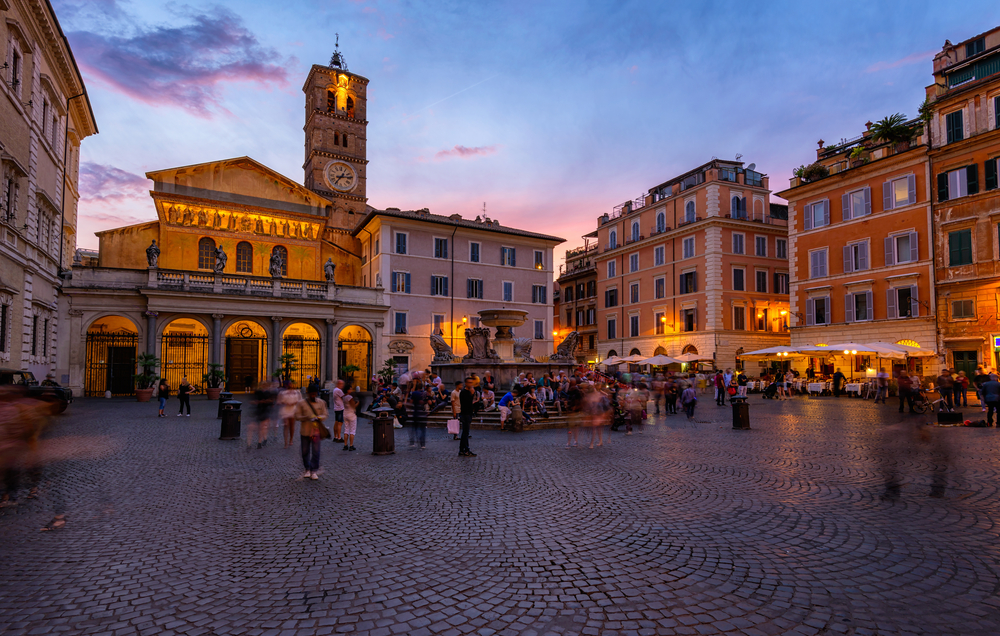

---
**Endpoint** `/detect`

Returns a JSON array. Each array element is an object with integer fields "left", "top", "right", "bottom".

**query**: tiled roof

[{"left": 353, "top": 207, "right": 565, "bottom": 243}]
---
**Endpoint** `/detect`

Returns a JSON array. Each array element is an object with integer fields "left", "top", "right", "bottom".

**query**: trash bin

[
  {"left": 219, "top": 400, "right": 242, "bottom": 440},
  {"left": 371, "top": 406, "right": 395, "bottom": 455},
  {"left": 731, "top": 396, "right": 750, "bottom": 430},
  {"left": 217, "top": 391, "right": 233, "bottom": 418},
  {"left": 320, "top": 388, "right": 331, "bottom": 408}
]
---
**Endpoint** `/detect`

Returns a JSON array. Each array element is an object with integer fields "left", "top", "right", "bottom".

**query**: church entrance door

[{"left": 224, "top": 320, "right": 268, "bottom": 392}]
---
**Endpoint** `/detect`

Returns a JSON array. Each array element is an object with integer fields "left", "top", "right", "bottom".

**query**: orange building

[
  {"left": 927, "top": 28, "right": 1000, "bottom": 374},
  {"left": 593, "top": 160, "right": 790, "bottom": 369},
  {"left": 777, "top": 120, "right": 937, "bottom": 376},
  {"left": 554, "top": 241, "right": 598, "bottom": 363}
]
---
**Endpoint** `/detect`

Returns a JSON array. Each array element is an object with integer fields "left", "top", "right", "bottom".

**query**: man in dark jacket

[
  {"left": 981, "top": 374, "right": 1000, "bottom": 426},
  {"left": 832, "top": 370, "right": 845, "bottom": 397},
  {"left": 458, "top": 377, "right": 478, "bottom": 457},
  {"left": 897, "top": 371, "right": 914, "bottom": 413}
]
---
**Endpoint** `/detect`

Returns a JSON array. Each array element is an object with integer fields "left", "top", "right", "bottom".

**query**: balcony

[{"left": 558, "top": 259, "right": 596, "bottom": 277}]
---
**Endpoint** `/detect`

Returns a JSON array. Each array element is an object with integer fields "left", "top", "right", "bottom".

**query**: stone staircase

[{"left": 424, "top": 405, "right": 570, "bottom": 430}]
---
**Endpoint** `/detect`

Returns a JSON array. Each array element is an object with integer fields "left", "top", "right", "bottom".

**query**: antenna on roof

[
  {"left": 481, "top": 202, "right": 490, "bottom": 223},
  {"left": 735, "top": 153, "right": 743, "bottom": 162}
]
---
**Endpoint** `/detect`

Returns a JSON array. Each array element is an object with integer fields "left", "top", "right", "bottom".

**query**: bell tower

[{"left": 303, "top": 37, "right": 368, "bottom": 227}]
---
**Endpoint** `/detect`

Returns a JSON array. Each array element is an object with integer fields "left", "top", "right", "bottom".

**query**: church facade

[{"left": 58, "top": 56, "right": 387, "bottom": 395}]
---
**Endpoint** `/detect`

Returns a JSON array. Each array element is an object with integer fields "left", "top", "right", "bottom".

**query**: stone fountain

[{"left": 431, "top": 308, "right": 579, "bottom": 391}]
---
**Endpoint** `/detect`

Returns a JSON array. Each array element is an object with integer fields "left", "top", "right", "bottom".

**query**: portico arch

[
  {"left": 337, "top": 324, "right": 372, "bottom": 391},
  {"left": 682, "top": 344, "right": 698, "bottom": 354},
  {"left": 85, "top": 315, "right": 139, "bottom": 397},
  {"left": 160, "top": 318, "right": 209, "bottom": 391},
  {"left": 281, "top": 322, "right": 321, "bottom": 387},
  {"left": 654, "top": 346, "right": 667, "bottom": 356},
  {"left": 225, "top": 319, "right": 269, "bottom": 391}
]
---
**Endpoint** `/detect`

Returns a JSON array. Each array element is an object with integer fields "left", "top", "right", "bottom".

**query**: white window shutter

[
  {"left": 907, "top": 175, "right": 916, "bottom": 205},
  {"left": 842, "top": 193, "right": 851, "bottom": 221},
  {"left": 843, "top": 245, "right": 853, "bottom": 273},
  {"left": 806, "top": 298, "right": 815, "bottom": 326},
  {"left": 884, "top": 237, "right": 895, "bottom": 267},
  {"left": 910, "top": 285, "right": 919, "bottom": 317},
  {"left": 859, "top": 242, "right": 868, "bottom": 270},
  {"left": 865, "top": 291, "right": 873, "bottom": 320},
  {"left": 887, "top": 288, "right": 897, "bottom": 319},
  {"left": 908, "top": 231, "right": 918, "bottom": 262},
  {"left": 864, "top": 187, "right": 871, "bottom": 216},
  {"left": 822, "top": 200, "right": 830, "bottom": 226},
  {"left": 883, "top": 181, "right": 893, "bottom": 211},
  {"left": 845, "top": 293, "right": 855, "bottom": 322},
  {"left": 804, "top": 204, "right": 812, "bottom": 230}
]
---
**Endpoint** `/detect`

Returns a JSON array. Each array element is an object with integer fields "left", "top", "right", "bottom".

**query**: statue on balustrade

[
  {"left": 324, "top": 258, "right": 336, "bottom": 282},
  {"left": 214, "top": 245, "right": 227, "bottom": 273},
  {"left": 145, "top": 240, "right": 160, "bottom": 268}
]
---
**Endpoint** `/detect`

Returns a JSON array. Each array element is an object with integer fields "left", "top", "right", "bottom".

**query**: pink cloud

[
  {"left": 79, "top": 162, "right": 151, "bottom": 204},
  {"left": 865, "top": 50, "right": 934, "bottom": 73},
  {"left": 435, "top": 145, "right": 499, "bottom": 160},
  {"left": 66, "top": 7, "right": 292, "bottom": 117}
]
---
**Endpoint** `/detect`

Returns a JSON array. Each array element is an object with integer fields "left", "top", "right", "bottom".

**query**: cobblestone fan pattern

[{"left": 2, "top": 397, "right": 1000, "bottom": 635}]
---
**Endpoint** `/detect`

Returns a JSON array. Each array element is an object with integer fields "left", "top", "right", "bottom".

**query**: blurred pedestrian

[
  {"left": 449, "top": 380, "right": 462, "bottom": 440},
  {"left": 681, "top": 383, "right": 698, "bottom": 420},
  {"left": 249, "top": 381, "right": 274, "bottom": 450},
  {"left": 176, "top": 376, "right": 192, "bottom": 416},
  {"left": 342, "top": 388, "right": 358, "bottom": 451},
  {"left": 409, "top": 383, "right": 428, "bottom": 448},
  {"left": 982, "top": 374, "right": 1000, "bottom": 426},
  {"left": 936, "top": 370, "right": 955, "bottom": 412},
  {"left": 955, "top": 370, "right": 969, "bottom": 408},
  {"left": 0, "top": 387, "right": 47, "bottom": 505},
  {"left": 331, "top": 379, "right": 345, "bottom": 443},
  {"left": 294, "top": 385, "right": 328, "bottom": 479},
  {"left": 459, "top": 377, "right": 478, "bottom": 457},
  {"left": 565, "top": 380, "right": 583, "bottom": 447},
  {"left": 277, "top": 381, "right": 299, "bottom": 448},
  {"left": 157, "top": 378, "right": 170, "bottom": 418},
  {"left": 897, "top": 371, "right": 914, "bottom": 413}
]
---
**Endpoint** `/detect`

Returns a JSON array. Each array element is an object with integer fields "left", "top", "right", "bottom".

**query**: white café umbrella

[
  {"left": 741, "top": 346, "right": 803, "bottom": 357},
  {"left": 825, "top": 343, "right": 883, "bottom": 354},
  {"left": 866, "top": 341, "right": 937, "bottom": 357},
  {"left": 639, "top": 354, "right": 680, "bottom": 366},
  {"left": 620, "top": 354, "right": 647, "bottom": 363},
  {"left": 674, "top": 352, "right": 712, "bottom": 363},
  {"left": 603, "top": 356, "right": 624, "bottom": 366}
]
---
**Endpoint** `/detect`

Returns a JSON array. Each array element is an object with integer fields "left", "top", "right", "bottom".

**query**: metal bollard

[
  {"left": 217, "top": 391, "right": 233, "bottom": 418},
  {"left": 371, "top": 406, "right": 395, "bottom": 455},
  {"left": 219, "top": 400, "right": 242, "bottom": 440}
]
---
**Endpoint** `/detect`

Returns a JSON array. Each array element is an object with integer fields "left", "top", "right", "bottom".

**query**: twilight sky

[{"left": 56, "top": 0, "right": 999, "bottom": 261}]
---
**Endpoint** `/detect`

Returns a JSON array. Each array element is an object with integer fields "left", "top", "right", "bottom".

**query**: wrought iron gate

[
  {"left": 282, "top": 337, "right": 321, "bottom": 387},
  {"left": 161, "top": 334, "right": 209, "bottom": 391},
  {"left": 85, "top": 331, "right": 138, "bottom": 396},
  {"left": 338, "top": 338, "right": 372, "bottom": 391}
]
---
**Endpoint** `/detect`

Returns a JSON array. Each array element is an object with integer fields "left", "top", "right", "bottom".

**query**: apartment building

[
  {"left": 554, "top": 241, "right": 598, "bottom": 363},
  {"left": 926, "top": 28, "right": 1000, "bottom": 375},
  {"left": 354, "top": 208, "right": 563, "bottom": 373},
  {"left": 1, "top": 0, "right": 97, "bottom": 381},
  {"left": 594, "top": 160, "right": 790, "bottom": 369},
  {"left": 777, "top": 121, "right": 937, "bottom": 375}
]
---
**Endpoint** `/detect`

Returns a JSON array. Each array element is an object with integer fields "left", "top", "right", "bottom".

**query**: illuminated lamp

[{"left": 780, "top": 310, "right": 787, "bottom": 316}]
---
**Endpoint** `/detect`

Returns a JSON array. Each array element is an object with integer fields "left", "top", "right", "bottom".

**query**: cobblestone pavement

[{"left": 2, "top": 394, "right": 1000, "bottom": 636}]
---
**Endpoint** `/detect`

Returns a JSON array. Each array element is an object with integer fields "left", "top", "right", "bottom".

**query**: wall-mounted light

[
  {"left": 780, "top": 310, "right": 788, "bottom": 316},
  {"left": 462, "top": 316, "right": 467, "bottom": 323}
]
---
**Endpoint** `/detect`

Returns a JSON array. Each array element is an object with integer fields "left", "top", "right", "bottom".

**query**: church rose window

[
  {"left": 271, "top": 245, "right": 288, "bottom": 276},
  {"left": 198, "top": 238, "right": 215, "bottom": 270},
  {"left": 236, "top": 242, "right": 253, "bottom": 273}
]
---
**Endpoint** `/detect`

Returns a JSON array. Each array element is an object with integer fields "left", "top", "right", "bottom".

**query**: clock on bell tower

[{"left": 303, "top": 41, "right": 368, "bottom": 227}]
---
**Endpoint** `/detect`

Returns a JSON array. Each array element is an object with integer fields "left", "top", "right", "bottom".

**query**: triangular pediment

[{"left": 147, "top": 157, "right": 332, "bottom": 217}]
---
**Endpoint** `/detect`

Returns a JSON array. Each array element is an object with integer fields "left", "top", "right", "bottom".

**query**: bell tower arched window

[
  {"left": 333, "top": 132, "right": 340, "bottom": 145},
  {"left": 342, "top": 133, "right": 348, "bottom": 148},
  {"left": 327, "top": 90, "right": 336, "bottom": 112},
  {"left": 236, "top": 241, "right": 253, "bottom": 273},
  {"left": 346, "top": 96, "right": 355, "bottom": 118},
  {"left": 271, "top": 245, "right": 288, "bottom": 276},
  {"left": 198, "top": 237, "right": 215, "bottom": 270}
]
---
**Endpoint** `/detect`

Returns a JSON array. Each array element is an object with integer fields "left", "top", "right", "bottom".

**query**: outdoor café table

[
  {"left": 807, "top": 382, "right": 824, "bottom": 394},
  {"left": 845, "top": 383, "right": 862, "bottom": 395}
]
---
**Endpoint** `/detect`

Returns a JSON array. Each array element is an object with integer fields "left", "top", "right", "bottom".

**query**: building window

[
  {"left": 684, "top": 201, "right": 695, "bottom": 223},
  {"left": 754, "top": 236, "right": 766, "bottom": 257},
  {"left": 566, "top": 308, "right": 573, "bottom": 326},
  {"left": 654, "top": 245, "right": 665, "bottom": 266},
  {"left": 0, "top": 304, "right": 7, "bottom": 353},
  {"left": 434, "top": 237, "right": 448, "bottom": 259},
  {"left": 236, "top": 241, "right": 253, "bottom": 273},
  {"left": 607, "top": 260, "right": 616, "bottom": 278},
  {"left": 534, "top": 320, "right": 544, "bottom": 340},
  {"left": 629, "top": 315, "right": 639, "bottom": 337},
  {"left": 502, "top": 281, "right": 513, "bottom": 302},
  {"left": 605, "top": 287, "right": 618, "bottom": 307},
  {"left": 432, "top": 314, "right": 446, "bottom": 336},
  {"left": 843, "top": 241, "right": 869, "bottom": 273},
  {"left": 467, "top": 278, "right": 483, "bottom": 298},
  {"left": 730, "top": 233, "right": 744, "bottom": 255},
  {"left": 629, "top": 282, "right": 639, "bottom": 304},
  {"left": 886, "top": 231, "right": 918, "bottom": 265},
  {"left": 630, "top": 221, "right": 640, "bottom": 242},
  {"left": 952, "top": 299, "right": 975, "bottom": 319},
  {"left": 888, "top": 286, "right": 918, "bottom": 319},
  {"left": 682, "top": 237, "right": 695, "bottom": 259},
  {"left": 966, "top": 37, "right": 985, "bottom": 57},
  {"left": 587, "top": 308, "right": 595, "bottom": 325},
  {"left": 948, "top": 229, "right": 973, "bottom": 266},
  {"left": 733, "top": 268, "right": 745, "bottom": 291},
  {"left": 374, "top": 238, "right": 379, "bottom": 255},
  {"left": 803, "top": 199, "right": 829, "bottom": 230},
  {"left": 733, "top": 306, "right": 746, "bottom": 331},
  {"left": 846, "top": 291, "right": 873, "bottom": 322},
  {"left": 563, "top": 286, "right": 573, "bottom": 302},
  {"left": 576, "top": 310, "right": 584, "bottom": 326},
  {"left": 996, "top": 96, "right": 1000, "bottom": 130},
  {"left": 629, "top": 253, "right": 639, "bottom": 272},
  {"left": 607, "top": 317, "right": 617, "bottom": 340},
  {"left": 755, "top": 270, "right": 768, "bottom": 293},
  {"left": 431, "top": 275, "right": 449, "bottom": 296},
  {"left": 501, "top": 247, "right": 516, "bottom": 266},
  {"left": 587, "top": 280, "right": 596, "bottom": 297},
  {"left": 774, "top": 273, "right": 789, "bottom": 294},
  {"left": 809, "top": 249, "right": 828, "bottom": 278},
  {"left": 197, "top": 237, "right": 216, "bottom": 270},
  {"left": 806, "top": 296, "right": 829, "bottom": 326},
  {"left": 884, "top": 175, "right": 916, "bottom": 210},
  {"left": 843, "top": 187, "right": 871, "bottom": 221},
  {"left": 938, "top": 165, "right": 977, "bottom": 202},
  {"left": 679, "top": 271, "right": 697, "bottom": 294},
  {"left": 731, "top": 195, "right": 747, "bottom": 219},
  {"left": 681, "top": 308, "right": 696, "bottom": 332},
  {"left": 531, "top": 250, "right": 543, "bottom": 270},
  {"left": 588, "top": 334, "right": 595, "bottom": 350},
  {"left": 776, "top": 239, "right": 787, "bottom": 259},
  {"left": 532, "top": 285, "right": 547, "bottom": 303},
  {"left": 656, "top": 212, "right": 665, "bottom": 233},
  {"left": 654, "top": 312, "right": 665, "bottom": 335},
  {"left": 469, "top": 242, "right": 480, "bottom": 262},
  {"left": 30, "top": 315, "right": 38, "bottom": 356},
  {"left": 392, "top": 272, "right": 411, "bottom": 293},
  {"left": 394, "top": 312, "right": 407, "bottom": 334},
  {"left": 42, "top": 316, "right": 50, "bottom": 358},
  {"left": 946, "top": 110, "right": 964, "bottom": 144},
  {"left": 608, "top": 230, "right": 617, "bottom": 249},
  {"left": 395, "top": 232, "right": 407, "bottom": 254},
  {"left": 654, "top": 277, "right": 665, "bottom": 299}
]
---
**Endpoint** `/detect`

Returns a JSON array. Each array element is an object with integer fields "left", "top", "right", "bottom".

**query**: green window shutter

[
  {"left": 986, "top": 159, "right": 998, "bottom": 191},
  {"left": 967, "top": 165, "right": 979, "bottom": 195},
  {"left": 962, "top": 230, "right": 973, "bottom": 264},
  {"left": 949, "top": 232, "right": 960, "bottom": 266},
  {"left": 937, "top": 173, "right": 949, "bottom": 202}
]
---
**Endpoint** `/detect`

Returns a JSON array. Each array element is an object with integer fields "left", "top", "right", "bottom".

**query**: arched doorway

[
  {"left": 225, "top": 320, "right": 268, "bottom": 391},
  {"left": 85, "top": 315, "right": 138, "bottom": 396},
  {"left": 338, "top": 325, "right": 372, "bottom": 391},
  {"left": 629, "top": 348, "right": 641, "bottom": 356},
  {"left": 682, "top": 344, "right": 698, "bottom": 354},
  {"left": 607, "top": 349, "right": 618, "bottom": 358},
  {"left": 654, "top": 346, "right": 667, "bottom": 356},
  {"left": 161, "top": 319, "right": 209, "bottom": 391},
  {"left": 282, "top": 322, "right": 321, "bottom": 387}
]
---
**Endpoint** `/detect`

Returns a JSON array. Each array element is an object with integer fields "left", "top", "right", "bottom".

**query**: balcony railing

[{"left": 558, "top": 260, "right": 596, "bottom": 276}]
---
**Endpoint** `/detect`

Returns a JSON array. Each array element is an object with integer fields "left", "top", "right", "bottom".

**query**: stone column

[
  {"left": 212, "top": 314, "right": 224, "bottom": 365},
  {"left": 325, "top": 318, "right": 337, "bottom": 383},
  {"left": 144, "top": 311, "right": 158, "bottom": 356},
  {"left": 271, "top": 316, "right": 283, "bottom": 377}
]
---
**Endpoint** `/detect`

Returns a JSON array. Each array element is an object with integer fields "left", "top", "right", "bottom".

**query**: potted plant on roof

[
  {"left": 133, "top": 353, "right": 159, "bottom": 402},
  {"left": 870, "top": 113, "right": 914, "bottom": 153},
  {"left": 203, "top": 363, "right": 225, "bottom": 399},
  {"left": 800, "top": 162, "right": 830, "bottom": 182}
]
